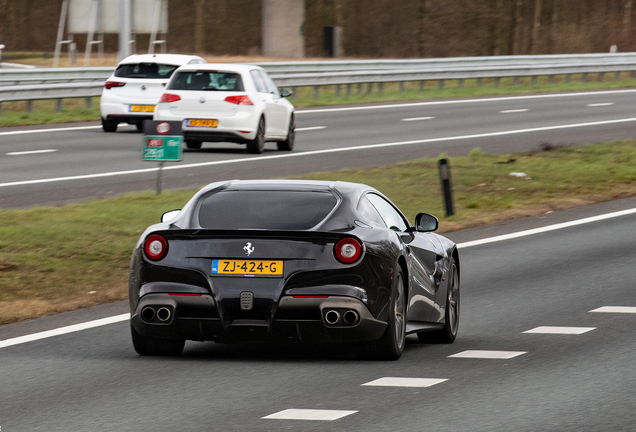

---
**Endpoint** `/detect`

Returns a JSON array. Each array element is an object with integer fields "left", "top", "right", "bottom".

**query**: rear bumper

[
  {"left": 130, "top": 293, "right": 387, "bottom": 344},
  {"left": 104, "top": 114, "right": 153, "bottom": 124}
]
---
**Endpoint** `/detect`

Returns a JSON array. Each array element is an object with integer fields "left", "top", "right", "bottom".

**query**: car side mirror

[
  {"left": 280, "top": 88, "right": 293, "bottom": 98},
  {"left": 414, "top": 213, "right": 439, "bottom": 232},
  {"left": 161, "top": 209, "right": 181, "bottom": 223}
]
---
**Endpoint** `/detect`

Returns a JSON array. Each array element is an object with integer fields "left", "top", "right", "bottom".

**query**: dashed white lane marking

[
  {"left": 400, "top": 116, "right": 435, "bottom": 122},
  {"left": 5, "top": 117, "right": 636, "bottom": 189},
  {"left": 590, "top": 306, "right": 636, "bottom": 313},
  {"left": 500, "top": 109, "right": 529, "bottom": 113},
  {"left": 262, "top": 409, "right": 357, "bottom": 421},
  {"left": 523, "top": 326, "right": 596, "bottom": 334},
  {"left": 587, "top": 103, "right": 614, "bottom": 107},
  {"left": 457, "top": 207, "right": 636, "bottom": 249},
  {"left": 296, "top": 126, "right": 327, "bottom": 131},
  {"left": 0, "top": 125, "right": 101, "bottom": 137},
  {"left": 0, "top": 314, "right": 130, "bottom": 349},
  {"left": 297, "top": 89, "right": 636, "bottom": 114},
  {"left": 6, "top": 149, "right": 57, "bottom": 156},
  {"left": 362, "top": 377, "right": 447, "bottom": 387},
  {"left": 449, "top": 350, "right": 527, "bottom": 359}
]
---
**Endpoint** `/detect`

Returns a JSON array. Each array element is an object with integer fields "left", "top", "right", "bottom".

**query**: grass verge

[{"left": 2, "top": 140, "right": 636, "bottom": 324}]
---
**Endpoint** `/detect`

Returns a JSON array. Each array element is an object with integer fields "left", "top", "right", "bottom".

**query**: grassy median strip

[
  {"left": 1, "top": 74, "right": 636, "bottom": 127},
  {"left": 2, "top": 140, "right": 636, "bottom": 324}
]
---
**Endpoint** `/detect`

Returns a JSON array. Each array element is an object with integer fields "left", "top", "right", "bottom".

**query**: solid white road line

[
  {"left": 590, "top": 306, "right": 636, "bottom": 313},
  {"left": 295, "top": 126, "right": 327, "bottom": 131},
  {"left": 0, "top": 313, "right": 130, "bottom": 349},
  {"left": 5, "top": 116, "right": 636, "bottom": 189},
  {"left": 2, "top": 203, "right": 636, "bottom": 347},
  {"left": 361, "top": 377, "right": 447, "bottom": 387},
  {"left": 297, "top": 89, "right": 636, "bottom": 114},
  {"left": 523, "top": 326, "right": 596, "bottom": 334},
  {"left": 587, "top": 103, "right": 615, "bottom": 107},
  {"left": 457, "top": 207, "right": 636, "bottom": 249},
  {"left": 6, "top": 149, "right": 57, "bottom": 156},
  {"left": 500, "top": 109, "right": 529, "bottom": 113},
  {"left": 449, "top": 350, "right": 527, "bottom": 359},
  {"left": 262, "top": 409, "right": 357, "bottom": 421},
  {"left": 400, "top": 116, "right": 435, "bottom": 122},
  {"left": 0, "top": 125, "right": 101, "bottom": 137}
]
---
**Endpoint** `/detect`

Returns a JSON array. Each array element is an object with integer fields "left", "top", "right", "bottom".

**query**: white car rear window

[
  {"left": 114, "top": 63, "right": 179, "bottom": 79},
  {"left": 168, "top": 71, "right": 245, "bottom": 91}
]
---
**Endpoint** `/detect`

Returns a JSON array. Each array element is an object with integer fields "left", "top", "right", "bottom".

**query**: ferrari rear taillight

[
  {"left": 224, "top": 95, "right": 253, "bottom": 105},
  {"left": 144, "top": 234, "right": 168, "bottom": 261},
  {"left": 334, "top": 238, "right": 362, "bottom": 264},
  {"left": 159, "top": 93, "right": 181, "bottom": 103},
  {"left": 104, "top": 81, "right": 125, "bottom": 90}
]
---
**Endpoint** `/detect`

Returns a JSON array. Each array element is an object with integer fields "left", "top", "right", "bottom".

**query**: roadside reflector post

[
  {"left": 438, "top": 158, "right": 454, "bottom": 217},
  {"left": 141, "top": 120, "right": 184, "bottom": 196}
]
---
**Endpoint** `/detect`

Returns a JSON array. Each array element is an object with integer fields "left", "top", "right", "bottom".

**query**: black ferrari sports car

[{"left": 129, "top": 180, "right": 460, "bottom": 360}]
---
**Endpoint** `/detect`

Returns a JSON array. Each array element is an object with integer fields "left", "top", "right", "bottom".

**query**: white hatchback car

[
  {"left": 153, "top": 63, "right": 295, "bottom": 154},
  {"left": 100, "top": 54, "right": 206, "bottom": 132}
]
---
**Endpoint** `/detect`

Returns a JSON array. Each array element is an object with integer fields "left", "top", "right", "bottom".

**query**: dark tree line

[{"left": 0, "top": 0, "right": 634, "bottom": 58}]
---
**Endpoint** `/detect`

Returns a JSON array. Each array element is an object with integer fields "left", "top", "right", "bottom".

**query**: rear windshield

[
  {"left": 197, "top": 190, "right": 338, "bottom": 230},
  {"left": 168, "top": 71, "right": 245, "bottom": 91},
  {"left": 114, "top": 63, "right": 179, "bottom": 79}
]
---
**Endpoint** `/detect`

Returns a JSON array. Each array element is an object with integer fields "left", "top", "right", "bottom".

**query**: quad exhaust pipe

[
  {"left": 325, "top": 310, "right": 340, "bottom": 325},
  {"left": 157, "top": 307, "right": 171, "bottom": 322},
  {"left": 141, "top": 306, "right": 155, "bottom": 322},
  {"left": 342, "top": 310, "right": 359, "bottom": 325},
  {"left": 325, "top": 309, "right": 359, "bottom": 326},
  {"left": 141, "top": 306, "right": 172, "bottom": 323}
]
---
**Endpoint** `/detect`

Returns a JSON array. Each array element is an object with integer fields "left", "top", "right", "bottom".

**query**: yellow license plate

[
  {"left": 187, "top": 119, "right": 218, "bottom": 127},
  {"left": 130, "top": 105, "right": 155, "bottom": 112},
  {"left": 211, "top": 259, "right": 283, "bottom": 276}
]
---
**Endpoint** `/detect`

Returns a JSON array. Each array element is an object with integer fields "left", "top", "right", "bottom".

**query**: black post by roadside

[{"left": 438, "top": 158, "right": 454, "bottom": 217}]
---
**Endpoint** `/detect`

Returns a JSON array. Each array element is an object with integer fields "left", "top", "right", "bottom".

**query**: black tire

[
  {"left": 135, "top": 122, "right": 144, "bottom": 132},
  {"left": 185, "top": 140, "right": 202, "bottom": 149},
  {"left": 101, "top": 118, "right": 118, "bottom": 132},
  {"left": 131, "top": 324, "right": 185, "bottom": 356},
  {"left": 246, "top": 117, "right": 265, "bottom": 154},
  {"left": 418, "top": 257, "right": 459, "bottom": 343},
  {"left": 277, "top": 113, "right": 295, "bottom": 151},
  {"left": 363, "top": 268, "right": 407, "bottom": 360}
]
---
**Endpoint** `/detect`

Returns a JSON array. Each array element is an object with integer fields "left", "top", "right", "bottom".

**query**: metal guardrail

[{"left": 1, "top": 53, "right": 636, "bottom": 109}]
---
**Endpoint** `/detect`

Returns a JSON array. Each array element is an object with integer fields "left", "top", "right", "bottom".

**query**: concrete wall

[{"left": 262, "top": 0, "right": 304, "bottom": 58}]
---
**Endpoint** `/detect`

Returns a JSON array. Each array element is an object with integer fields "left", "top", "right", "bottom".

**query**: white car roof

[
  {"left": 118, "top": 54, "right": 206, "bottom": 66},
  {"left": 174, "top": 63, "right": 263, "bottom": 74}
]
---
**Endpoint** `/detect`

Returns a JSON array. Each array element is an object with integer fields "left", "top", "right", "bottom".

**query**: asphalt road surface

[
  {"left": 2, "top": 89, "right": 636, "bottom": 208},
  {"left": 1, "top": 196, "right": 636, "bottom": 431},
  {"left": 1, "top": 90, "right": 636, "bottom": 431}
]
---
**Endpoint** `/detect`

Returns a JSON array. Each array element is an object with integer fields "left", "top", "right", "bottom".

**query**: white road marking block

[
  {"left": 523, "top": 326, "right": 595, "bottom": 334},
  {"left": 6, "top": 149, "right": 57, "bottom": 156},
  {"left": 362, "top": 377, "right": 447, "bottom": 387},
  {"left": 586, "top": 103, "right": 614, "bottom": 107},
  {"left": 500, "top": 109, "right": 529, "bottom": 113},
  {"left": 449, "top": 350, "right": 527, "bottom": 359},
  {"left": 590, "top": 306, "right": 636, "bottom": 313},
  {"left": 296, "top": 126, "right": 327, "bottom": 131},
  {"left": 0, "top": 313, "right": 130, "bottom": 349},
  {"left": 262, "top": 409, "right": 357, "bottom": 421},
  {"left": 400, "top": 116, "right": 435, "bottom": 121}
]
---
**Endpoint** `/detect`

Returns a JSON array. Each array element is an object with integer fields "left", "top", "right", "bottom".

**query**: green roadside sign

[
  {"left": 141, "top": 120, "right": 184, "bottom": 162},
  {"left": 142, "top": 135, "right": 183, "bottom": 161}
]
